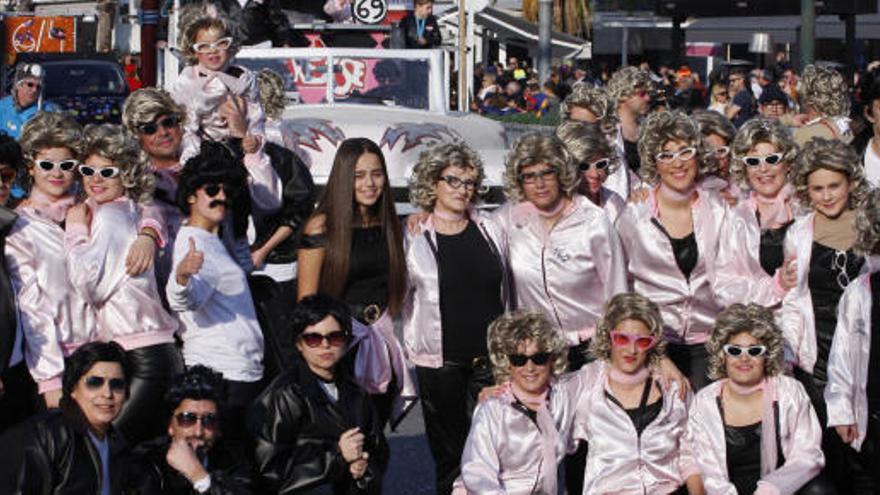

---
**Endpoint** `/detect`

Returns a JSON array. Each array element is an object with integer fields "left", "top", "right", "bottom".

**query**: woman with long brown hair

[{"left": 298, "top": 137, "right": 413, "bottom": 427}]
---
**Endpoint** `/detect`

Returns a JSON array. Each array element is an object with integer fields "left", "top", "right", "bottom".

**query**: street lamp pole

[
  {"left": 800, "top": 0, "right": 815, "bottom": 67},
  {"left": 538, "top": 0, "right": 551, "bottom": 84}
]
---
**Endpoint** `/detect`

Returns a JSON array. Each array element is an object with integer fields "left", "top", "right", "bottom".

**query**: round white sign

[{"left": 353, "top": 0, "right": 388, "bottom": 24}]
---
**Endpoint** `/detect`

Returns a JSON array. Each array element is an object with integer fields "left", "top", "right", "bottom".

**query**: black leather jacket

[
  {"left": 134, "top": 437, "right": 253, "bottom": 495},
  {"left": 399, "top": 12, "right": 442, "bottom": 48},
  {"left": 0, "top": 206, "right": 18, "bottom": 374},
  {"left": 0, "top": 405, "right": 144, "bottom": 494},
  {"left": 248, "top": 359, "right": 388, "bottom": 494}
]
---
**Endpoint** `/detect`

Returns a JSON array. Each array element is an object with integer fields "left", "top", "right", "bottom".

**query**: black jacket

[
  {"left": 248, "top": 359, "right": 388, "bottom": 494},
  {"left": 181, "top": 0, "right": 308, "bottom": 47},
  {"left": 252, "top": 142, "right": 316, "bottom": 265},
  {"left": 0, "top": 206, "right": 18, "bottom": 374},
  {"left": 134, "top": 437, "right": 252, "bottom": 495},
  {"left": 399, "top": 12, "right": 442, "bottom": 49},
  {"left": 0, "top": 406, "right": 145, "bottom": 494}
]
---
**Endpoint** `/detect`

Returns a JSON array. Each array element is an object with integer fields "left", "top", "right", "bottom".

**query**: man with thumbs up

[{"left": 166, "top": 142, "right": 264, "bottom": 457}]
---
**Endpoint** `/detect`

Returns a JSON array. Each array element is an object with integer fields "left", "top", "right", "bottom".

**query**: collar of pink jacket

[{"left": 25, "top": 188, "right": 76, "bottom": 224}]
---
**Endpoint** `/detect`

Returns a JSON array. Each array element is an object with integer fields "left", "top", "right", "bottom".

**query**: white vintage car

[{"left": 218, "top": 46, "right": 509, "bottom": 206}]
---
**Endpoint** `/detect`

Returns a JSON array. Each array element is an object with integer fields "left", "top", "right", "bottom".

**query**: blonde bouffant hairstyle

[
  {"left": 706, "top": 303, "right": 785, "bottom": 380},
  {"left": 408, "top": 141, "right": 484, "bottom": 211},
  {"left": 122, "top": 87, "right": 187, "bottom": 135},
  {"left": 589, "top": 293, "right": 666, "bottom": 368},
  {"left": 793, "top": 137, "right": 869, "bottom": 211},
  {"left": 800, "top": 64, "right": 850, "bottom": 118},
  {"left": 177, "top": 3, "right": 240, "bottom": 66},
  {"left": 855, "top": 187, "right": 880, "bottom": 255},
  {"left": 82, "top": 124, "right": 155, "bottom": 204},
  {"left": 556, "top": 120, "right": 620, "bottom": 176},
  {"left": 487, "top": 310, "right": 569, "bottom": 384},
  {"left": 257, "top": 69, "right": 286, "bottom": 121},
  {"left": 560, "top": 83, "right": 619, "bottom": 135},
  {"left": 502, "top": 133, "right": 577, "bottom": 202},
  {"left": 19, "top": 111, "right": 83, "bottom": 165},
  {"left": 637, "top": 111, "right": 711, "bottom": 184},
  {"left": 606, "top": 66, "right": 652, "bottom": 103},
  {"left": 729, "top": 118, "right": 798, "bottom": 190}
]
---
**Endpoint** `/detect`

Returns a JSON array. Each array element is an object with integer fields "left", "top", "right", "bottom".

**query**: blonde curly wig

[
  {"left": 408, "top": 141, "right": 484, "bottom": 211},
  {"left": 82, "top": 124, "right": 155, "bottom": 204},
  {"left": 555, "top": 120, "right": 620, "bottom": 176},
  {"left": 122, "top": 87, "right": 187, "bottom": 135},
  {"left": 502, "top": 133, "right": 577, "bottom": 202},
  {"left": 258, "top": 68, "right": 286, "bottom": 121},
  {"left": 793, "top": 137, "right": 869, "bottom": 211},
  {"left": 607, "top": 66, "right": 652, "bottom": 103},
  {"left": 589, "top": 292, "right": 666, "bottom": 368},
  {"left": 729, "top": 118, "right": 798, "bottom": 190},
  {"left": 855, "top": 187, "right": 880, "bottom": 255},
  {"left": 487, "top": 310, "right": 569, "bottom": 384},
  {"left": 19, "top": 112, "right": 83, "bottom": 164},
  {"left": 560, "top": 82, "right": 619, "bottom": 135},
  {"left": 692, "top": 110, "right": 736, "bottom": 146},
  {"left": 706, "top": 303, "right": 785, "bottom": 380},
  {"left": 637, "top": 111, "right": 711, "bottom": 184},
  {"left": 800, "top": 64, "right": 850, "bottom": 118},
  {"left": 177, "top": 3, "right": 240, "bottom": 66}
]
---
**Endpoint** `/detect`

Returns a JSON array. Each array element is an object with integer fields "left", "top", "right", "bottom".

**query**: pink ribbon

[
  {"left": 509, "top": 381, "right": 558, "bottom": 495},
  {"left": 751, "top": 184, "right": 794, "bottom": 230}
]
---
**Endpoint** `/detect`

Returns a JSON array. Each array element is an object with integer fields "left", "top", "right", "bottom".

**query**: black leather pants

[
  {"left": 417, "top": 360, "right": 494, "bottom": 495},
  {"left": 113, "top": 343, "right": 184, "bottom": 445}
]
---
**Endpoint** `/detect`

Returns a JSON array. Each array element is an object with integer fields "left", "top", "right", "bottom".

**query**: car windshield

[{"left": 42, "top": 62, "right": 127, "bottom": 97}]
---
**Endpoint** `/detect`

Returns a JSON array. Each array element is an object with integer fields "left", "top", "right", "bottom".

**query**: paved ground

[{"left": 383, "top": 401, "right": 436, "bottom": 494}]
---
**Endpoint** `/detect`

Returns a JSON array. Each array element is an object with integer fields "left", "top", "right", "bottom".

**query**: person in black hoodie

[
  {"left": 249, "top": 294, "right": 388, "bottom": 494},
  {"left": 0, "top": 341, "right": 145, "bottom": 494},
  {"left": 399, "top": 0, "right": 442, "bottom": 49},
  {"left": 135, "top": 365, "right": 252, "bottom": 494}
]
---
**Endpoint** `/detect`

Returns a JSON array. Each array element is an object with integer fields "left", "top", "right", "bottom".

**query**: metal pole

[
  {"left": 458, "top": 0, "right": 468, "bottom": 112},
  {"left": 140, "top": 0, "right": 159, "bottom": 87},
  {"left": 621, "top": 26, "right": 629, "bottom": 67},
  {"left": 844, "top": 13, "right": 856, "bottom": 84},
  {"left": 538, "top": 0, "right": 551, "bottom": 83},
  {"left": 800, "top": 0, "right": 815, "bottom": 67}
]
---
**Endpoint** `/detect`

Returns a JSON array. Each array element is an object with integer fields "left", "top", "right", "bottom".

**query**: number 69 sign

[{"left": 353, "top": 0, "right": 387, "bottom": 24}]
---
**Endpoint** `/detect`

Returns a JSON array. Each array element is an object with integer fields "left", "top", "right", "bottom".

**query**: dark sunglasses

[
  {"left": 136, "top": 114, "right": 181, "bottom": 136},
  {"left": 19, "top": 81, "right": 41, "bottom": 90},
  {"left": 579, "top": 158, "right": 612, "bottom": 172},
  {"left": 202, "top": 183, "right": 226, "bottom": 197},
  {"left": 79, "top": 165, "right": 121, "bottom": 178},
  {"left": 508, "top": 352, "right": 551, "bottom": 367},
  {"left": 84, "top": 375, "right": 126, "bottom": 392},
  {"left": 36, "top": 159, "right": 78, "bottom": 173},
  {"left": 0, "top": 168, "right": 16, "bottom": 184},
  {"left": 175, "top": 411, "right": 219, "bottom": 430},
  {"left": 723, "top": 344, "right": 768, "bottom": 358},
  {"left": 300, "top": 330, "right": 349, "bottom": 348}
]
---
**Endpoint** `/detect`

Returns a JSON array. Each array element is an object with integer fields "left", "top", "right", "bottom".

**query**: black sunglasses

[
  {"left": 84, "top": 375, "right": 126, "bottom": 392},
  {"left": 202, "top": 183, "right": 226, "bottom": 197},
  {"left": 300, "top": 330, "right": 349, "bottom": 348},
  {"left": 175, "top": 411, "right": 219, "bottom": 430},
  {"left": 508, "top": 352, "right": 551, "bottom": 367},
  {"left": 137, "top": 114, "right": 181, "bottom": 136}
]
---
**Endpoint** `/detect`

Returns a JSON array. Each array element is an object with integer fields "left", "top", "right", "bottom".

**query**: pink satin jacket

[
  {"left": 825, "top": 265, "right": 880, "bottom": 451},
  {"left": 459, "top": 373, "right": 583, "bottom": 494},
  {"left": 779, "top": 213, "right": 821, "bottom": 373},
  {"left": 5, "top": 199, "right": 96, "bottom": 392},
  {"left": 713, "top": 197, "right": 789, "bottom": 308},
  {"left": 493, "top": 196, "right": 627, "bottom": 344},
  {"left": 616, "top": 188, "right": 727, "bottom": 345},
  {"left": 572, "top": 361, "right": 697, "bottom": 495},
  {"left": 402, "top": 211, "right": 509, "bottom": 368},
  {"left": 689, "top": 376, "right": 824, "bottom": 495},
  {"left": 65, "top": 198, "right": 178, "bottom": 350}
]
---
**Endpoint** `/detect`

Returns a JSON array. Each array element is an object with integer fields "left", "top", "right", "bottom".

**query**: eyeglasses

[
  {"left": 0, "top": 168, "right": 16, "bottom": 185},
  {"left": 202, "top": 183, "right": 226, "bottom": 197},
  {"left": 17, "top": 80, "right": 41, "bottom": 90},
  {"left": 439, "top": 175, "right": 478, "bottom": 191},
  {"left": 300, "top": 330, "right": 349, "bottom": 348},
  {"left": 610, "top": 331, "right": 658, "bottom": 351},
  {"left": 192, "top": 37, "right": 233, "bottom": 54},
  {"left": 175, "top": 412, "right": 219, "bottom": 430},
  {"left": 79, "top": 165, "right": 121, "bottom": 179},
  {"left": 741, "top": 153, "right": 784, "bottom": 167},
  {"left": 722, "top": 344, "right": 768, "bottom": 358},
  {"left": 36, "top": 159, "right": 78, "bottom": 173},
  {"left": 709, "top": 146, "right": 730, "bottom": 159},
  {"left": 655, "top": 147, "right": 697, "bottom": 164},
  {"left": 579, "top": 158, "right": 612, "bottom": 172},
  {"left": 508, "top": 352, "right": 552, "bottom": 367},
  {"left": 84, "top": 375, "right": 126, "bottom": 392},
  {"left": 136, "top": 114, "right": 181, "bottom": 136},
  {"left": 832, "top": 250, "right": 852, "bottom": 290},
  {"left": 518, "top": 167, "right": 558, "bottom": 184}
]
